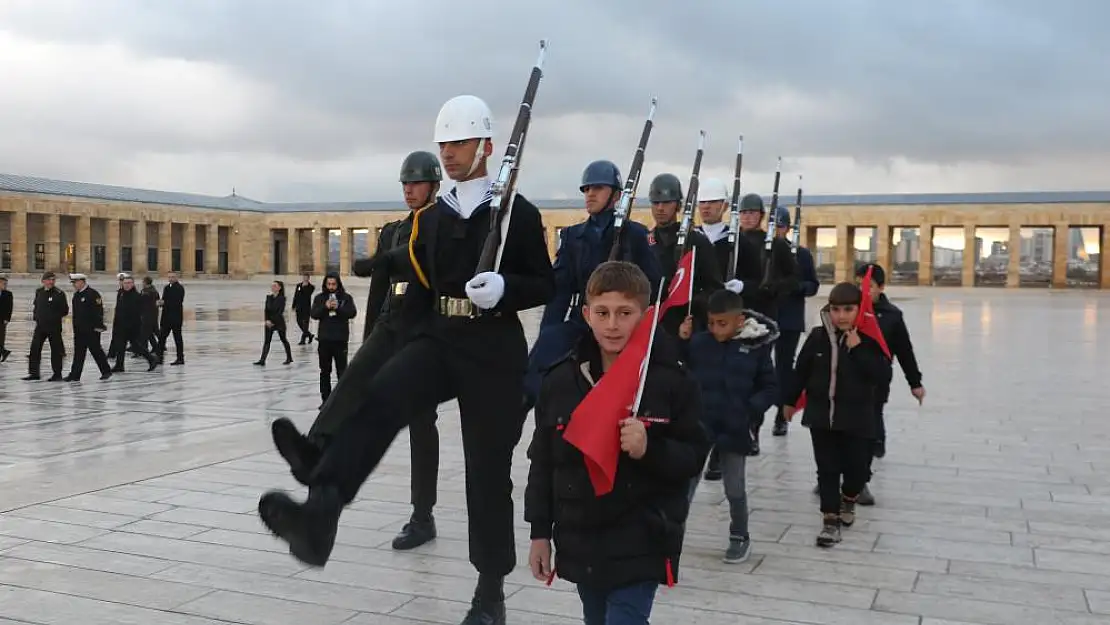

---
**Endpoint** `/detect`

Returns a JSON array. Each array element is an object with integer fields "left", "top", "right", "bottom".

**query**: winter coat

[
  {"left": 310, "top": 272, "right": 357, "bottom": 343},
  {"left": 872, "top": 294, "right": 923, "bottom": 402},
  {"left": 264, "top": 293, "right": 287, "bottom": 329},
  {"left": 776, "top": 246, "right": 819, "bottom": 333}
]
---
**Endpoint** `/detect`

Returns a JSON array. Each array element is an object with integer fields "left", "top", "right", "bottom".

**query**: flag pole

[
  {"left": 686, "top": 246, "right": 697, "bottom": 317},
  {"left": 631, "top": 277, "right": 666, "bottom": 416}
]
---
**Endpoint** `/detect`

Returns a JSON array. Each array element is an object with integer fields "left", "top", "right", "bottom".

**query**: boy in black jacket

[
  {"left": 525, "top": 261, "right": 708, "bottom": 624},
  {"left": 783, "top": 282, "right": 892, "bottom": 548}
]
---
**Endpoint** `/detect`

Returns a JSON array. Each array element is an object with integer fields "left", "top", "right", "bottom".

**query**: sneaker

[
  {"left": 816, "top": 515, "right": 841, "bottom": 547},
  {"left": 723, "top": 536, "right": 751, "bottom": 564},
  {"left": 856, "top": 484, "right": 875, "bottom": 507},
  {"left": 840, "top": 496, "right": 857, "bottom": 527}
]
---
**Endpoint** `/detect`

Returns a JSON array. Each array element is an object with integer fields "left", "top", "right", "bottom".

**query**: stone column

[
  {"left": 183, "top": 223, "right": 196, "bottom": 275},
  {"left": 76, "top": 215, "right": 91, "bottom": 273},
  {"left": 339, "top": 227, "right": 352, "bottom": 276},
  {"left": 44, "top": 213, "right": 61, "bottom": 272},
  {"left": 875, "top": 223, "right": 892, "bottom": 274},
  {"left": 834, "top": 224, "right": 851, "bottom": 283},
  {"left": 1101, "top": 226, "right": 1110, "bottom": 290},
  {"left": 961, "top": 225, "right": 977, "bottom": 287},
  {"left": 288, "top": 228, "right": 300, "bottom": 275},
  {"left": 228, "top": 226, "right": 244, "bottom": 278},
  {"left": 312, "top": 228, "right": 326, "bottom": 276},
  {"left": 10, "top": 210, "right": 27, "bottom": 273},
  {"left": 106, "top": 218, "right": 120, "bottom": 274},
  {"left": 1006, "top": 225, "right": 1022, "bottom": 288},
  {"left": 917, "top": 223, "right": 933, "bottom": 286},
  {"left": 133, "top": 219, "right": 148, "bottom": 274},
  {"left": 158, "top": 221, "right": 172, "bottom": 275},
  {"left": 205, "top": 225, "right": 219, "bottom": 274},
  {"left": 1052, "top": 222, "right": 1069, "bottom": 289}
]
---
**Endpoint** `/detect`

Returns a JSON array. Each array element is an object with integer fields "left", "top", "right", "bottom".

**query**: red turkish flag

[
  {"left": 794, "top": 265, "right": 890, "bottom": 413},
  {"left": 562, "top": 250, "right": 696, "bottom": 496}
]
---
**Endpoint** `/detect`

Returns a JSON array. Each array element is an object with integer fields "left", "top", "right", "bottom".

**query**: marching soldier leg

[
  {"left": 67, "top": 333, "right": 89, "bottom": 380},
  {"left": 392, "top": 411, "right": 440, "bottom": 550},
  {"left": 89, "top": 335, "right": 112, "bottom": 377},
  {"left": 47, "top": 330, "right": 65, "bottom": 378}
]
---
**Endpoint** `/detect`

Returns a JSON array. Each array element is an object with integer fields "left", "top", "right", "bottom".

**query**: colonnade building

[{"left": 1, "top": 173, "right": 1108, "bottom": 289}]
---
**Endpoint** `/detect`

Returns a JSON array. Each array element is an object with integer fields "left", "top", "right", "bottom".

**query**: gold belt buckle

[
  {"left": 439, "top": 296, "right": 475, "bottom": 318},
  {"left": 391, "top": 281, "right": 409, "bottom": 296}
]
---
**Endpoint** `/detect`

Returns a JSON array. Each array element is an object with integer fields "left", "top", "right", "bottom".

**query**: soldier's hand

[{"left": 620, "top": 417, "right": 648, "bottom": 460}]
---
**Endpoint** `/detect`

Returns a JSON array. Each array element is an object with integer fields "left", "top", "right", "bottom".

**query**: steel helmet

[
  {"left": 774, "top": 206, "right": 791, "bottom": 227},
  {"left": 580, "top": 160, "right": 622, "bottom": 191},
  {"left": 399, "top": 151, "right": 443, "bottom": 183},
  {"left": 648, "top": 173, "right": 683, "bottom": 203},
  {"left": 739, "top": 192, "right": 765, "bottom": 213},
  {"left": 697, "top": 177, "right": 729, "bottom": 202},
  {"left": 433, "top": 95, "right": 494, "bottom": 143}
]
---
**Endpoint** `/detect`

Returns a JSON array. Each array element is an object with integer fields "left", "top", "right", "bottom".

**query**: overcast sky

[{"left": 1, "top": 0, "right": 1106, "bottom": 204}]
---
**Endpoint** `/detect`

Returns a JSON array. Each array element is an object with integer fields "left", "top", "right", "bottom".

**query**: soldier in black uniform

[
  {"left": 110, "top": 275, "right": 157, "bottom": 372},
  {"left": 645, "top": 173, "right": 723, "bottom": 335},
  {"left": 0, "top": 274, "right": 11, "bottom": 363},
  {"left": 64, "top": 274, "right": 112, "bottom": 381},
  {"left": 158, "top": 272, "right": 186, "bottom": 365},
  {"left": 107, "top": 273, "right": 126, "bottom": 360},
  {"left": 140, "top": 276, "right": 161, "bottom": 356},
  {"left": 260, "top": 94, "right": 555, "bottom": 625},
  {"left": 24, "top": 271, "right": 69, "bottom": 381},
  {"left": 292, "top": 275, "right": 315, "bottom": 345}
]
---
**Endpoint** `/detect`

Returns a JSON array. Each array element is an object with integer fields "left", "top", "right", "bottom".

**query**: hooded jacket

[
  {"left": 786, "top": 306, "right": 892, "bottom": 437},
  {"left": 682, "top": 310, "right": 780, "bottom": 455},
  {"left": 310, "top": 272, "right": 357, "bottom": 342}
]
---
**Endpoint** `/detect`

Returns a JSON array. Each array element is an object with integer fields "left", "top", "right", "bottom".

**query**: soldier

[
  {"left": 261, "top": 93, "right": 555, "bottom": 625},
  {"left": 645, "top": 172, "right": 723, "bottom": 335},
  {"left": 309, "top": 272, "right": 357, "bottom": 404},
  {"left": 24, "top": 271, "right": 69, "bottom": 381},
  {"left": 110, "top": 274, "right": 157, "bottom": 372},
  {"left": 140, "top": 276, "right": 161, "bottom": 355},
  {"left": 64, "top": 274, "right": 112, "bottom": 382},
  {"left": 522, "top": 159, "right": 662, "bottom": 411},
  {"left": 292, "top": 274, "right": 315, "bottom": 345},
  {"left": 158, "top": 271, "right": 186, "bottom": 365},
  {"left": 0, "top": 274, "right": 11, "bottom": 363},
  {"left": 771, "top": 207, "right": 819, "bottom": 437}
]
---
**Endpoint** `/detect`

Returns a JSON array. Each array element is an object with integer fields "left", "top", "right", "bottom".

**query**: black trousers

[
  {"left": 314, "top": 334, "right": 526, "bottom": 576},
  {"left": 113, "top": 331, "right": 154, "bottom": 370},
  {"left": 316, "top": 339, "right": 349, "bottom": 401},
  {"left": 261, "top": 324, "right": 292, "bottom": 362},
  {"left": 158, "top": 324, "right": 184, "bottom": 361},
  {"left": 295, "top": 311, "right": 312, "bottom": 339},
  {"left": 70, "top": 330, "right": 111, "bottom": 378},
  {"left": 773, "top": 330, "right": 802, "bottom": 426},
  {"left": 308, "top": 323, "right": 440, "bottom": 519},
  {"left": 810, "top": 428, "right": 872, "bottom": 514},
  {"left": 28, "top": 326, "right": 64, "bottom": 376},
  {"left": 0, "top": 321, "right": 7, "bottom": 352},
  {"left": 147, "top": 325, "right": 160, "bottom": 353}
]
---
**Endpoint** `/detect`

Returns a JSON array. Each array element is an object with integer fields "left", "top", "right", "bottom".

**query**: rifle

[
  {"left": 674, "top": 130, "right": 707, "bottom": 263},
  {"left": 725, "top": 135, "right": 744, "bottom": 280},
  {"left": 608, "top": 97, "right": 659, "bottom": 261},
  {"left": 759, "top": 156, "right": 782, "bottom": 287},
  {"left": 475, "top": 39, "right": 548, "bottom": 274},
  {"left": 791, "top": 174, "right": 803, "bottom": 254}
]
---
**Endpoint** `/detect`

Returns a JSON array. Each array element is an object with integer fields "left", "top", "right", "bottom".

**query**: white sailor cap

[
  {"left": 69, "top": 273, "right": 88, "bottom": 282},
  {"left": 117, "top": 272, "right": 131, "bottom": 279}
]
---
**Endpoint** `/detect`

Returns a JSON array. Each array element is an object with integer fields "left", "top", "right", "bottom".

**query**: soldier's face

[
  {"left": 698, "top": 200, "right": 727, "bottom": 224},
  {"left": 42, "top": 278, "right": 55, "bottom": 289},
  {"left": 438, "top": 139, "right": 491, "bottom": 181},
  {"left": 402, "top": 182, "right": 434, "bottom": 209},
  {"left": 775, "top": 225, "right": 789, "bottom": 238},
  {"left": 650, "top": 201, "right": 679, "bottom": 225},
  {"left": 582, "top": 185, "right": 614, "bottom": 215},
  {"left": 72, "top": 280, "right": 85, "bottom": 290},
  {"left": 739, "top": 210, "right": 762, "bottom": 231}
]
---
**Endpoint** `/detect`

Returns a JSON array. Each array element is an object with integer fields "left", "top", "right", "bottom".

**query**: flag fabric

[
  {"left": 562, "top": 250, "right": 696, "bottom": 496},
  {"left": 794, "top": 265, "right": 890, "bottom": 413}
]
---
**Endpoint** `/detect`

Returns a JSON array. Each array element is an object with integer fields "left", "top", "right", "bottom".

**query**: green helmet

[
  {"left": 399, "top": 151, "right": 443, "bottom": 183},
  {"left": 739, "top": 192, "right": 765, "bottom": 213},
  {"left": 648, "top": 173, "right": 683, "bottom": 203}
]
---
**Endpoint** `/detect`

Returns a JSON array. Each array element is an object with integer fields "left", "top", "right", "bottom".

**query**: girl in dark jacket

[{"left": 255, "top": 281, "right": 293, "bottom": 366}]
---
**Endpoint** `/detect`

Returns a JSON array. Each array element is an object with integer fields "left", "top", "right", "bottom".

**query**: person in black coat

[
  {"left": 64, "top": 274, "right": 112, "bottom": 381},
  {"left": 110, "top": 275, "right": 157, "bottom": 372},
  {"left": 292, "top": 274, "right": 315, "bottom": 345},
  {"left": 783, "top": 282, "right": 892, "bottom": 548},
  {"left": 139, "top": 277, "right": 161, "bottom": 354},
  {"left": 772, "top": 207, "right": 820, "bottom": 437},
  {"left": 157, "top": 271, "right": 185, "bottom": 365},
  {"left": 254, "top": 280, "right": 293, "bottom": 366},
  {"left": 525, "top": 261, "right": 708, "bottom": 621},
  {"left": 0, "top": 274, "right": 12, "bottom": 362},
  {"left": 309, "top": 272, "right": 357, "bottom": 402},
  {"left": 24, "top": 271, "right": 69, "bottom": 381}
]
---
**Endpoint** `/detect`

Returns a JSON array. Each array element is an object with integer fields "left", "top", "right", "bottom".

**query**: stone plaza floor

[{"left": 1, "top": 278, "right": 1109, "bottom": 624}]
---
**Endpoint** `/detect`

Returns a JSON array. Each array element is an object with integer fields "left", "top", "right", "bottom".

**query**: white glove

[
  {"left": 466, "top": 272, "right": 506, "bottom": 310},
  {"left": 725, "top": 279, "right": 744, "bottom": 294}
]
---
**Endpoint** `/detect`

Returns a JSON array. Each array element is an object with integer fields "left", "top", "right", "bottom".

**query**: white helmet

[
  {"left": 698, "top": 177, "right": 729, "bottom": 202},
  {"left": 434, "top": 95, "right": 494, "bottom": 143}
]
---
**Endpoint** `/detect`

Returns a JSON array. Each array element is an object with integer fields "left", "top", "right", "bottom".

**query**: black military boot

[
  {"left": 461, "top": 575, "right": 507, "bottom": 625},
  {"left": 271, "top": 418, "right": 322, "bottom": 486},
  {"left": 258, "top": 484, "right": 342, "bottom": 567},
  {"left": 392, "top": 515, "right": 436, "bottom": 550}
]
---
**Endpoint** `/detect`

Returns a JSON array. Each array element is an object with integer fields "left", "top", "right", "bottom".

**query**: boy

[
  {"left": 783, "top": 282, "right": 892, "bottom": 547},
  {"left": 678, "top": 289, "right": 779, "bottom": 563},
  {"left": 525, "top": 261, "right": 708, "bottom": 625}
]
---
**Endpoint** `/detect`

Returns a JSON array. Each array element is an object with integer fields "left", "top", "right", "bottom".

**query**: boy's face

[
  {"left": 854, "top": 276, "right": 883, "bottom": 302},
  {"left": 707, "top": 310, "right": 745, "bottom": 343},
  {"left": 583, "top": 291, "right": 645, "bottom": 356},
  {"left": 829, "top": 303, "right": 859, "bottom": 330}
]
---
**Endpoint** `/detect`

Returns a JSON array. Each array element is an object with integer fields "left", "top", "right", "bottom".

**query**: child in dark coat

[
  {"left": 784, "top": 282, "right": 892, "bottom": 547},
  {"left": 678, "top": 289, "right": 778, "bottom": 564},
  {"left": 525, "top": 261, "right": 708, "bottom": 625}
]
